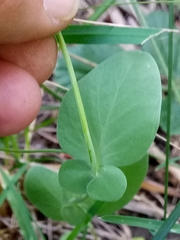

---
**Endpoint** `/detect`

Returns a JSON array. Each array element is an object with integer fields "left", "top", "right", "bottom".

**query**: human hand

[{"left": 0, "top": 0, "right": 79, "bottom": 137}]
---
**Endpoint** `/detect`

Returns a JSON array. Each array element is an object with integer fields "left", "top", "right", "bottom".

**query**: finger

[
  {"left": 0, "top": 37, "right": 57, "bottom": 84},
  {"left": 0, "top": 0, "right": 79, "bottom": 44},
  {"left": 0, "top": 60, "right": 41, "bottom": 137}
]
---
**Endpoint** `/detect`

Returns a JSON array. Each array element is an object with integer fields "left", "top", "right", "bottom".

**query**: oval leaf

[
  {"left": 97, "top": 154, "right": 148, "bottom": 215},
  {"left": 59, "top": 160, "right": 92, "bottom": 194},
  {"left": 25, "top": 166, "right": 64, "bottom": 221},
  {"left": 54, "top": 44, "right": 122, "bottom": 88},
  {"left": 58, "top": 51, "right": 161, "bottom": 167},
  {"left": 87, "top": 166, "right": 127, "bottom": 202}
]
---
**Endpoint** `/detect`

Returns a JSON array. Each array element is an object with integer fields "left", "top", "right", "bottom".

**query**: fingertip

[
  {"left": 0, "top": 37, "right": 58, "bottom": 84},
  {"left": 0, "top": 0, "right": 79, "bottom": 43},
  {"left": 44, "top": 0, "right": 79, "bottom": 21},
  {"left": 0, "top": 61, "right": 41, "bottom": 137}
]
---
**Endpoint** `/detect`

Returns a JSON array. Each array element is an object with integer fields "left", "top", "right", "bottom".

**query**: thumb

[{"left": 0, "top": 0, "right": 79, "bottom": 44}]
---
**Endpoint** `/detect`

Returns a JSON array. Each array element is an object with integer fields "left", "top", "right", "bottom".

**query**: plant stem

[
  {"left": 57, "top": 33, "right": 98, "bottom": 176},
  {"left": 132, "top": 0, "right": 175, "bottom": 221},
  {"left": 9, "top": 135, "right": 21, "bottom": 159},
  {"left": 164, "top": 2, "right": 174, "bottom": 220}
]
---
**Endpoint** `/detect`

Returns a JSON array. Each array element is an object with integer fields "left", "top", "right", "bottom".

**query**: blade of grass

[
  {"left": 40, "top": 105, "right": 59, "bottom": 111},
  {"left": 88, "top": 0, "right": 116, "bottom": 21},
  {"left": 153, "top": 201, "right": 180, "bottom": 240},
  {"left": 35, "top": 118, "right": 56, "bottom": 131},
  {"left": 101, "top": 215, "right": 180, "bottom": 234},
  {"left": 155, "top": 156, "right": 180, "bottom": 171},
  {"left": 0, "top": 167, "right": 39, "bottom": 240},
  {"left": 0, "top": 163, "right": 28, "bottom": 206},
  {"left": 41, "top": 84, "right": 63, "bottom": 101},
  {"left": 61, "top": 25, "right": 161, "bottom": 44},
  {"left": 0, "top": 148, "right": 63, "bottom": 153},
  {"left": 163, "top": 0, "right": 174, "bottom": 220},
  {"left": 79, "top": 0, "right": 180, "bottom": 10}
]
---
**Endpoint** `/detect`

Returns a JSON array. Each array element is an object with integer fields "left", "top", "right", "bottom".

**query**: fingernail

[{"left": 44, "top": 0, "right": 79, "bottom": 21}]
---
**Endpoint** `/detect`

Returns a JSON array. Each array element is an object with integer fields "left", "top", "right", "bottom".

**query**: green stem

[
  {"left": 164, "top": 3, "right": 174, "bottom": 220},
  {"left": 131, "top": 0, "right": 175, "bottom": 221},
  {"left": 9, "top": 135, "right": 21, "bottom": 159},
  {"left": 57, "top": 33, "right": 98, "bottom": 176},
  {"left": 24, "top": 127, "right": 31, "bottom": 161}
]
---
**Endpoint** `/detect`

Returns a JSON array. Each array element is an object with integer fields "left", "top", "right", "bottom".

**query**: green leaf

[
  {"left": 59, "top": 232, "right": 71, "bottom": 240},
  {"left": 153, "top": 201, "right": 180, "bottom": 239},
  {"left": 88, "top": 0, "right": 116, "bottom": 21},
  {"left": 0, "top": 163, "right": 28, "bottom": 207},
  {"left": 160, "top": 96, "right": 180, "bottom": 135},
  {"left": 87, "top": 165, "right": 127, "bottom": 202},
  {"left": 61, "top": 25, "right": 161, "bottom": 44},
  {"left": 142, "top": 11, "right": 180, "bottom": 78},
  {"left": 97, "top": 155, "right": 148, "bottom": 215},
  {"left": 54, "top": 44, "right": 122, "bottom": 88},
  {"left": 141, "top": 10, "right": 180, "bottom": 107},
  {"left": 57, "top": 51, "right": 161, "bottom": 167},
  {"left": 155, "top": 156, "right": 180, "bottom": 171},
  {"left": 0, "top": 168, "right": 38, "bottom": 240},
  {"left": 142, "top": 11, "right": 169, "bottom": 76},
  {"left": 25, "top": 166, "right": 95, "bottom": 226},
  {"left": 61, "top": 204, "right": 87, "bottom": 226},
  {"left": 25, "top": 166, "right": 64, "bottom": 221},
  {"left": 59, "top": 160, "right": 92, "bottom": 194},
  {"left": 101, "top": 214, "right": 180, "bottom": 234},
  {"left": 142, "top": 11, "right": 180, "bottom": 79}
]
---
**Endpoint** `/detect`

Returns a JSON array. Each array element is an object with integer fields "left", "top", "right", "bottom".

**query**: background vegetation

[{"left": 1, "top": 0, "right": 180, "bottom": 239}]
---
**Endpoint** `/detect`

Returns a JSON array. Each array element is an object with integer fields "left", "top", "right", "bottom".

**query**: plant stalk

[
  {"left": 164, "top": 2, "right": 174, "bottom": 220},
  {"left": 57, "top": 32, "right": 98, "bottom": 176}
]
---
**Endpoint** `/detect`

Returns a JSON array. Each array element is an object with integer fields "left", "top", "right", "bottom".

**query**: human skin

[{"left": 0, "top": 0, "right": 79, "bottom": 136}]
